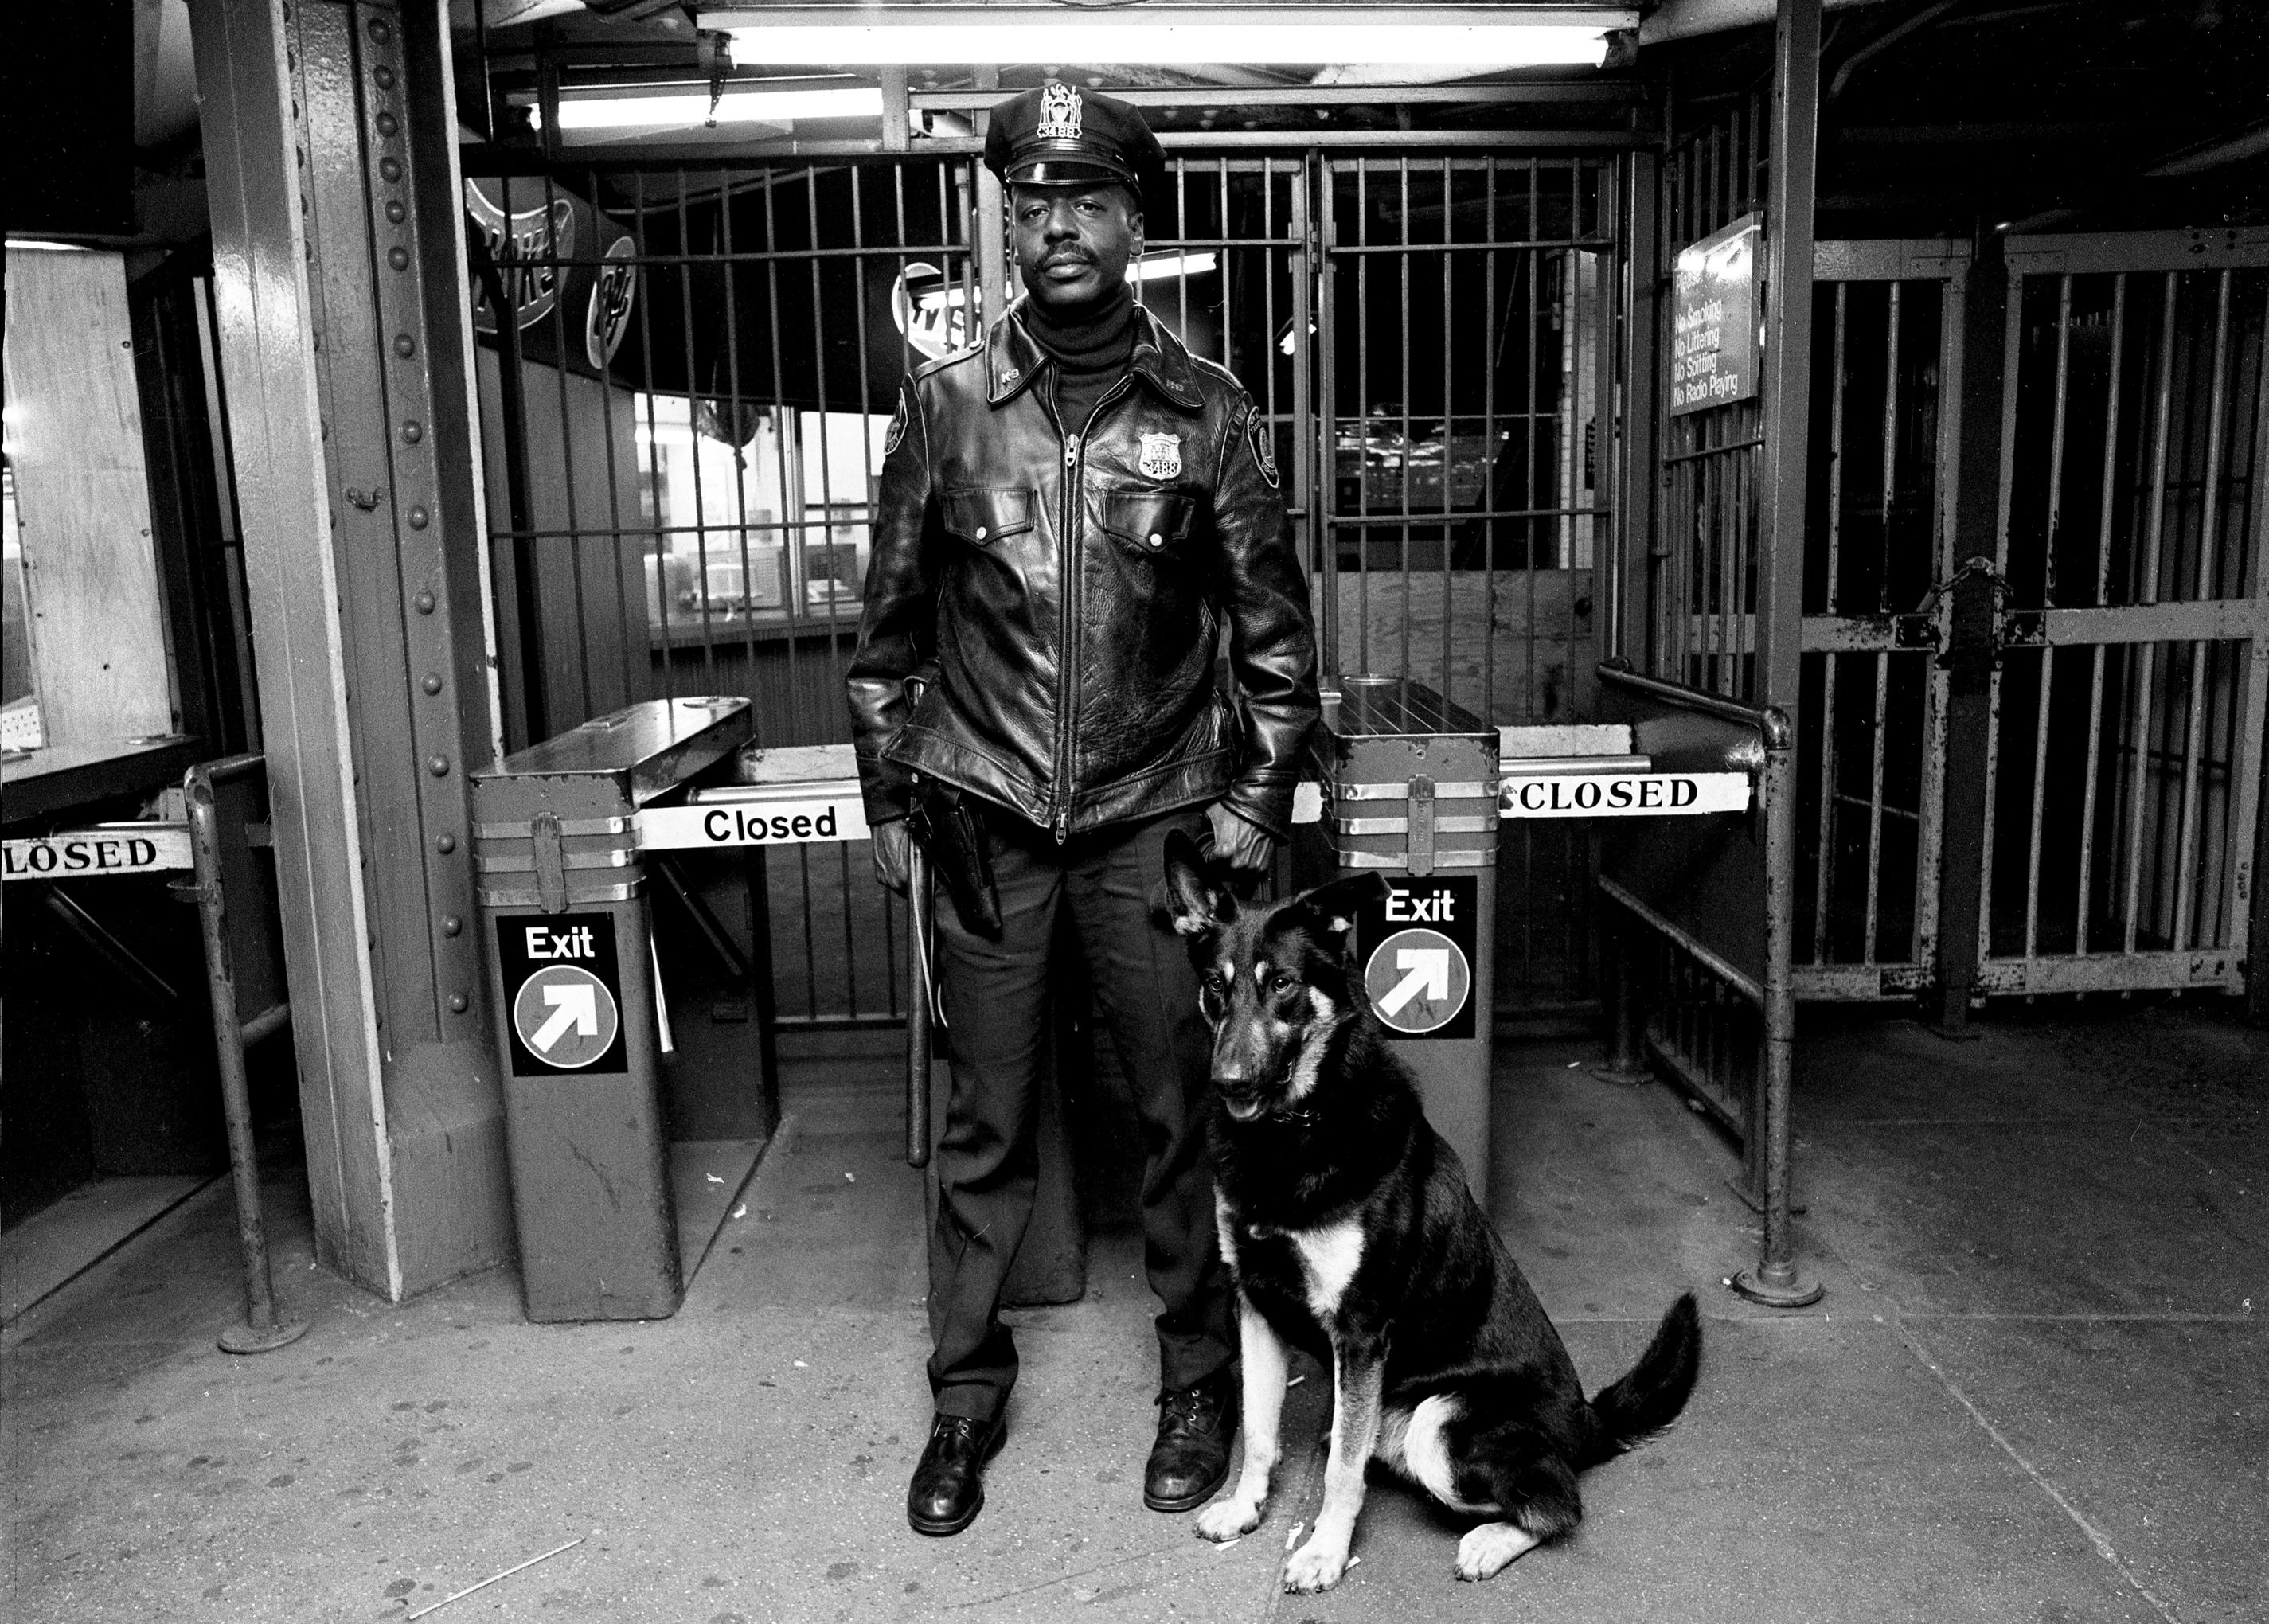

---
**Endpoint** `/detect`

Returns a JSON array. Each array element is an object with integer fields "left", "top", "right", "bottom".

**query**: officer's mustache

[{"left": 1040, "top": 249, "right": 1095, "bottom": 270}]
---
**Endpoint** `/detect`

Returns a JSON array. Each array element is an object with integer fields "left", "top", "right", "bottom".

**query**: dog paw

[
  {"left": 1195, "top": 1497, "right": 1263, "bottom": 1542},
  {"left": 1453, "top": 1522, "right": 1540, "bottom": 1581},
  {"left": 1282, "top": 1537, "right": 1350, "bottom": 1593}
]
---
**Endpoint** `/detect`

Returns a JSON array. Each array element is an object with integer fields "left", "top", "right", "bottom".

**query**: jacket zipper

[{"left": 1052, "top": 377, "right": 1138, "bottom": 843}]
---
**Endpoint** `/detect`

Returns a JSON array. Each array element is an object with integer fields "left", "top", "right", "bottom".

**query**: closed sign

[
  {"left": 1498, "top": 772, "right": 1749, "bottom": 819},
  {"left": 635, "top": 797, "right": 869, "bottom": 851},
  {"left": 3, "top": 826, "right": 193, "bottom": 880}
]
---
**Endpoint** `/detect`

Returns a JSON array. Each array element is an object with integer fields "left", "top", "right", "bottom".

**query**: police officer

[{"left": 848, "top": 82, "right": 1318, "bottom": 1536}]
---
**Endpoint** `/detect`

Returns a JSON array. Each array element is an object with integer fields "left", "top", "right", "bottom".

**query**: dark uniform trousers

[{"left": 927, "top": 803, "right": 1233, "bottom": 1422}]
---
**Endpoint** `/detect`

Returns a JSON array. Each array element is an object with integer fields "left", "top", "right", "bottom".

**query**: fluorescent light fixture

[
  {"left": 549, "top": 86, "right": 884, "bottom": 130},
  {"left": 1131, "top": 252, "right": 1218, "bottom": 283},
  {"left": 711, "top": 12, "right": 1618, "bottom": 68}
]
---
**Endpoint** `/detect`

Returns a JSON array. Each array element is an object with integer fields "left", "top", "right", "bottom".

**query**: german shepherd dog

[{"left": 1163, "top": 833, "right": 1702, "bottom": 1593}]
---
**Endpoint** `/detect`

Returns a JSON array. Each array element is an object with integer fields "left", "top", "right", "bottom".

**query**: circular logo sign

[
  {"left": 1363, "top": 927, "right": 1472, "bottom": 1035},
  {"left": 512, "top": 964, "right": 620, "bottom": 1069}
]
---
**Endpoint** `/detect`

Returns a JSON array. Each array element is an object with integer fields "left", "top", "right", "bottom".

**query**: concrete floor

[{"left": 4, "top": 1005, "right": 2263, "bottom": 1623}]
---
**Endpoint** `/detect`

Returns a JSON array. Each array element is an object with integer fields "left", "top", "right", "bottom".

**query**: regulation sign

[
  {"left": 3, "top": 825, "right": 193, "bottom": 880},
  {"left": 1670, "top": 213, "right": 1761, "bottom": 416},
  {"left": 635, "top": 794, "right": 869, "bottom": 852},
  {"left": 1499, "top": 771, "right": 1750, "bottom": 819},
  {"left": 1357, "top": 874, "right": 1478, "bottom": 1040},
  {"left": 496, "top": 914, "right": 627, "bottom": 1076}
]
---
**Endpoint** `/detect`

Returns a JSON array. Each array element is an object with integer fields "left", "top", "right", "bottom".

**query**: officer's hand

[
  {"left": 873, "top": 817, "right": 913, "bottom": 896},
  {"left": 1206, "top": 801, "right": 1277, "bottom": 878}
]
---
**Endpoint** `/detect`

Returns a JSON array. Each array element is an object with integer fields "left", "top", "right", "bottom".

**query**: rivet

[
  {"left": 435, "top": 831, "right": 456, "bottom": 852},
  {"left": 443, "top": 915, "right": 462, "bottom": 936},
  {"left": 974, "top": 525, "right": 987, "bottom": 540},
  {"left": 373, "top": 65, "right": 396, "bottom": 90},
  {"left": 401, "top": 420, "right": 423, "bottom": 443},
  {"left": 388, "top": 246, "right": 410, "bottom": 271},
  {"left": 385, "top": 200, "right": 405, "bottom": 224},
  {"left": 379, "top": 156, "right": 402, "bottom": 182},
  {"left": 408, "top": 506, "right": 429, "bottom": 529},
  {"left": 448, "top": 993, "right": 468, "bottom": 1014},
  {"left": 1148, "top": 532, "right": 1163, "bottom": 547},
  {"left": 368, "top": 17, "right": 390, "bottom": 41},
  {"left": 414, "top": 589, "right": 435, "bottom": 614},
  {"left": 375, "top": 111, "right": 398, "bottom": 137},
  {"left": 423, "top": 673, "right": 443, "bottom": 695},
  {"left": 393, "top": 333, "right": 416, "bottom": 357},
  {"left": 428, "top": 755, "right": 449, "bottom": 777}
]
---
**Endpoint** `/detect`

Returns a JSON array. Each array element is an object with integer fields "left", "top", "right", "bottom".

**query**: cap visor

[{"left": 1006, "top": 156, "right": 1138, "bottom": 189}]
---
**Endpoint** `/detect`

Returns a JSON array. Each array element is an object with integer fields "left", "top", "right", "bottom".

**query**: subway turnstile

[
  {"left": 472, "top": 697, "right": 752, "bottom": 1322},
  {"left": 1326, "top": 677, "right": 1501, "bottom": 1203}
]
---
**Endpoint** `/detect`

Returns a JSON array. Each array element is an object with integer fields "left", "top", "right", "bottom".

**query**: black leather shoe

[
  {"left": 1144, "top": 1372, "right": 1237, "bottom": 1512},
  {"left": 906, "top": 1412, "right": 1006, "bottom": 1536}
]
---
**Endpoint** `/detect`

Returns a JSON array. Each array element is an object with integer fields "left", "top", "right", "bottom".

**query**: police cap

[{"left": 984, "top": 82, "right": 1164, "bottom": 205}]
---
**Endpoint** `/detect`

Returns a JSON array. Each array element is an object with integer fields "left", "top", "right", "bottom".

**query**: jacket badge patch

[
  {"left": 1138, "top": 431, "right": 1182, "bottom": 481},
  {"left": 1248, "top": 413, "right": 1279, "bottom": 489},
  {"left": 884, "top": 392, "right": 909, "bottom": 456}
]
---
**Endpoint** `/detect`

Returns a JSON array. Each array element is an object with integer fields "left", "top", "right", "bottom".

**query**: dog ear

[
  {"left": 1295, "top": 871, "right": 1388, "bottom": 955},
  {"left": 1162, "top": 826, "right": 1235, "bottom": 936}
]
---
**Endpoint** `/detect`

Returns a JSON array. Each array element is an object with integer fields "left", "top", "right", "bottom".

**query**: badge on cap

[
  {"left": 1138, "top": 431, "right": 1182, "bottom": 482},
  {"left": 1036, "top": 81, "right": 1083, "bottom": 142}
]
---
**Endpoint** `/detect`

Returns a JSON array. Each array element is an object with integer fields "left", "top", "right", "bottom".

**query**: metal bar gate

[{"left": 466, "top": 144, "right": 1626, "bottom": 1025}]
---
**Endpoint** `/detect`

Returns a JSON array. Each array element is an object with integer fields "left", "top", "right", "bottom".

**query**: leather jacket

[{"left": 847, "top": 303, "right": 1318, "bottom": 841}]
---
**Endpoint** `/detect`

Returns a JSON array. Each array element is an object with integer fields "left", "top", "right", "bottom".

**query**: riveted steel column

[
  {"left": 190, "top": 0, "right": 508, "bottom": 1298},
  {"left": 1755, "top": 0, "right": 1820, "bottom": 714}
]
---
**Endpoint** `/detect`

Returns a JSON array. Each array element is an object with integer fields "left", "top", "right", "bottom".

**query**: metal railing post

[
  {"left": 185, "top": 762, "right": 308, "bottom": 1353},
  {"left": 1735, "top": 712, "right": 1822, "bottom": 1306}
]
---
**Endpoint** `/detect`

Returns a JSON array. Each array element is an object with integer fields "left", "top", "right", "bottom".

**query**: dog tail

[{"left": 1582, "top": 1291, "right": 1701, "bottom": 1464}]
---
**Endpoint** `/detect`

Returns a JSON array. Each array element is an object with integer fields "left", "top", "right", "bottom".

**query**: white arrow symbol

[
  {"left": 531, "top": 982, "right": 599, "bottom": 1053},
  {"left": 1379, "top": 947, "right": 1452, "bottom": 1017}
]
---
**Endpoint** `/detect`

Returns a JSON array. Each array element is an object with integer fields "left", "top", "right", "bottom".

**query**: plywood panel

[{"left": 2, "top": 248, "right": 174, "bottom": 744}]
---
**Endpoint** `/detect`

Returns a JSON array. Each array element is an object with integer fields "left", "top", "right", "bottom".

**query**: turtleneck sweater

[{"left": 1018, "top": 281, "right": 1138, "bottom": 439}]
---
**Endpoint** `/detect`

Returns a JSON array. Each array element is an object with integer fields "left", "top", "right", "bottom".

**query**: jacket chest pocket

[
  {"left": 1101, "top": 489, "right": 1201, "bottom": 560},
  {"left": 943, "top": 487, "right": 1036, "bottom": 548}
]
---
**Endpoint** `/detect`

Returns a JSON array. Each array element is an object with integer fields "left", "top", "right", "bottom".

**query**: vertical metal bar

[
  {"left": 1292, "top": 157, "right": 1326, "bottom": 679},
  {"left": 1977, "top": 260, "right": 2029, "bottom": 968},
  {"left": 2123, "top": 273, "right": 2181, "bottom": 951},
  {"left": 2021, "top": 275, "right": 2076, "bottom": 959},
  {"left": 713, "top": 168, "right": 761, "bottom": 702},
  {"left": 2240, "top": 271, "right": 2269, "bottom": 1019},
  {"left": 670, "top": 172, "right": 717, "bottom": 695},
  {"left": 1313, "top": 153, "right": 1337, "bottom": 681},
  {"left": 537, "top": 170, "right": 596, "bottom": 724},
  {"left": 1357, "top": 161, "right": 1372, "bottom": 675},
  {"left": 1480, "top": 158, "right": 1500, "bottom": 715},
  {"left": 1525, "top": 162, "right": 1541, "bottom": 704},
  {"left": 1439, "top": 155, "right": 1455, "bottom": 708},
  {"left": 1813, "top": 283, "right": 1849, "bottom": 959},
  {"left": 584, "top": 167, "right": 639, "bottom": 710},
  {"left": 2076, "top": 272, "right": 2126, "bottom": 954},
  {"left": 2172, "top": 269, "right": 2234, "bottom": 948},
  {"left": 627, "top": 174, "right": 677, "bottom": 710},
  {"left": 1398, "top": 155, "right": 1414, "bottom": 687}
]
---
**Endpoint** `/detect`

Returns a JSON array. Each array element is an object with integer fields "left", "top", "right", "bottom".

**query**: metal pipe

[
  {"left": 1734, "top": 710, "right": 1822, "bottom": 1306},
  {"left": 1640, "top": 0, "right": 1888, "bottom": 47},
  {"left": 185, "top": 763, "right": 307, "bottom": 1354}
]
